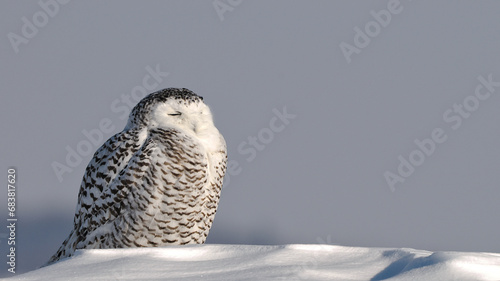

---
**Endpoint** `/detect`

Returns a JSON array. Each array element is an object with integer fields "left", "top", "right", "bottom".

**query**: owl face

[
  {"left": 126, "top": 88, "right": 224, "bottom": 152},
  {"left": 150, "top": 99, "right": 214, "bottom": 136}
]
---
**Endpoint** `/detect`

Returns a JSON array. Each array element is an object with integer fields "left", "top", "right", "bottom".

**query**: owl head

[{"left": 126, "top": 88, "right": 221, "bottom": 144}]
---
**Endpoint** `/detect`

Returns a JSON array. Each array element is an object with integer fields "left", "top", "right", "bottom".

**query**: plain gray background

[{"left": 2, "top": 0, "right": 500, "bottom": 276}]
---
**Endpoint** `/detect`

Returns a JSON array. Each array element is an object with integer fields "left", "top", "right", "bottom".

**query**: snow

[{"left": 7, "top": 244, "right": 500, "bottom": 281}]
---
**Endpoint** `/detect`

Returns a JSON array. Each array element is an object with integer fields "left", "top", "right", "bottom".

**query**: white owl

[{"left": 46, "top": 88, "right": 227, "bottom": 265}]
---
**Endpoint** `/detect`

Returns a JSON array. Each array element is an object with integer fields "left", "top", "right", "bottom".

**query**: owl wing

[
  {"left": 46, "top": 128, "right": 143, "bottom": 264},
  {"left": 73, "top": 128, "right": 144, "bottom": 235}
]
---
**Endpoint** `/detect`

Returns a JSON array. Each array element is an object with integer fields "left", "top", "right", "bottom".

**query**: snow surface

[{"left": 7, "top": 244, "right": 500, "bottom": 281}]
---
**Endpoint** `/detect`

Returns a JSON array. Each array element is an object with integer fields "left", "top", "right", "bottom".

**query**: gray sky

[{"left": 2, "top": 0, "right": 500, "bottom": 276}]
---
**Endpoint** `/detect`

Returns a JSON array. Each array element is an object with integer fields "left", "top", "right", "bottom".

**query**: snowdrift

[{"left": 8, "top": 244, "right": 500, "bottom": 280}]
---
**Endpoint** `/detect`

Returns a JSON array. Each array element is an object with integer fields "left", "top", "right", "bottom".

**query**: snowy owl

[{"left": 46, "top": 88, "right": 227, "bottom": 265}]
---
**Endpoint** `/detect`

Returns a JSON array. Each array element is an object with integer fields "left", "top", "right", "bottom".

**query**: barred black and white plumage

[{"left": 46, "top": 88, "right": 227, "bottom": 265}]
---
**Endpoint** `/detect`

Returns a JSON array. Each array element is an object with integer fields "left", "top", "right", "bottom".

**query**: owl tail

[{"left": 41, "top": 228, "right": 78, "bottom": 267}]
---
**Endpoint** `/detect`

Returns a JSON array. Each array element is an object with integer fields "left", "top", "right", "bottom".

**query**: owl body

[{"left": 47, "top": 88, "right": 226, "bottom": 265}]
